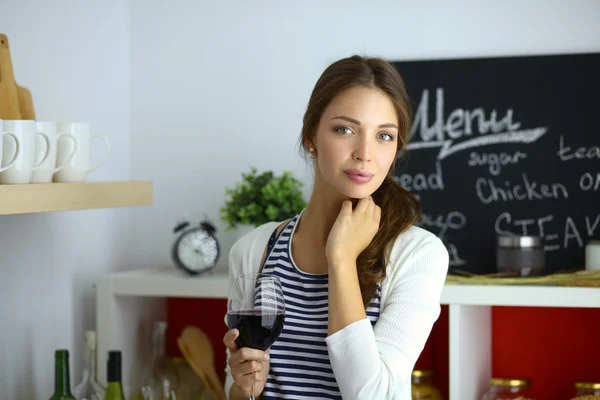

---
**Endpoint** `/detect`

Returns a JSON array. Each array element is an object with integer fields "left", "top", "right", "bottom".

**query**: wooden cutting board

[
  {"left": 17, "top": 85, "right": 35, "bottom": 119},
  {"left": 0, "top": 34, "right": 35, "bottom": 120}
]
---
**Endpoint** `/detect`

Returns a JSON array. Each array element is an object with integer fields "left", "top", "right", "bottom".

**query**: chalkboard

[{"left": 392, "top": 52, "right": 600, "bottom": 275}]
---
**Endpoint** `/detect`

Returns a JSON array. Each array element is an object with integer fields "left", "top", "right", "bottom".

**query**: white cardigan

[{"left": 224, "top": 220, "right": 449, "bottom": 400}]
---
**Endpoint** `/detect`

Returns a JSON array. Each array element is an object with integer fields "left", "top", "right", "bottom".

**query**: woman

[{"left": 223, "top": 55, "right": 449, "bottom": 400}]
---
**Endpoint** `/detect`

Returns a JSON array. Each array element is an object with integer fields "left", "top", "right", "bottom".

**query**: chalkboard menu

[{"left": 392, "top": 53, "right": 600, "bottom": 275}]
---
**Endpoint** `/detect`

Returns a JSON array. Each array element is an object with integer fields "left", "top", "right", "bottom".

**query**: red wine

[{"left": 227, "top": 310, "right": 285, "bottom": 351}]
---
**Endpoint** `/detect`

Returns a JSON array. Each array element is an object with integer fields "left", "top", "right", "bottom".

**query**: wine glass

[{"left": 226, "top": 272, "right": 286, "bottom": 400}]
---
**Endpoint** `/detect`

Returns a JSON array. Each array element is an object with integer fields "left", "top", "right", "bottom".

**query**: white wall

[
  {"left": 128, "top": 0, "right": 600, "bottom": 274},
  {"left": 0, "top": 0, "right": 131, "bottom": 398}
]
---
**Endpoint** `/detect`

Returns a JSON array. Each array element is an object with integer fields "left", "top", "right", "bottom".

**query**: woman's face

[{"left": 311, "top": 86, "right": 399, "bottom": 200}]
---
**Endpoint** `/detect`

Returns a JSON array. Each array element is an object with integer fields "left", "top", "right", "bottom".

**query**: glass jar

[
  {"left": 480, "top": 378, "right": 534, "bottom": 400},
  {"left": 585, "top": 237, "right": 600, "bottom": 270},
  {"left": 496, "top": 236, "right": 545, "bottom": 276},
  {"left": 411, "top": 370, "right": 443, "bottom": 400},
  {"left": 570, "top": 382, "right": 600, "bottom": 399}
]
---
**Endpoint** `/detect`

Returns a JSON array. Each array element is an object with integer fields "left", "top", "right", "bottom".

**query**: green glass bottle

[
  {"left": 49, "top": 349, "right": 76, "bottom": 400},
  {"left": 104, "top": 351, "right": 125, "bottom": 400}
]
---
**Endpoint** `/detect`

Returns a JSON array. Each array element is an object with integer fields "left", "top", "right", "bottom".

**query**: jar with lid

[
  {"left": 496, "top": 236, "right": 545, "bottom": 276},
  {"left": 411, "top": 370, "right": 443, "bottom": 400},
  {"left": 585, "top": 236, "right": 600, "bottom": 271},
  {"left": 480, "top": 378, "right": 534, "bottom": 400},
  {"left": 570, "top": 381, "right": 600, "bottom": 399}
]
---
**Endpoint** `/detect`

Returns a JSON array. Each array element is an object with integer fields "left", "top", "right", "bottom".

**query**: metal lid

[
  {"left": 411, "top": 370, "right": 434, "bottom": 377},
  {"left": 574, "top": 382, "right": 600, "bottom": 390},
  {"left": 497, "top": 236, "right": 543, "bottom": 248},
  {"left": 490, "top": 378, "right": 529, "bottom": 387},
  {"left": 588, "top": 235, "right": 600, "bottom": 245}
]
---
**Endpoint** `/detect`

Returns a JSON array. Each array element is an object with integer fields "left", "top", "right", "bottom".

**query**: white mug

[
  {"left": 53, "top": 122, "right": 110, "bottom": 182},
  {"left": 0, "top": 120, "right": 50, "bottom": 184},
  {"left": 0, "top": 119, "right": 21, "bottom": 173},
  {"left": 30, "top": 121, "right": 77, "bottom": 183}
]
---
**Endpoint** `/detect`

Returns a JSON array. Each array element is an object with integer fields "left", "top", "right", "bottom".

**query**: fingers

[
  {"left": 238, "top": 346, "right": 271, "bottom": 362},
  {"left": 340, "top": 200, "right": 353, "bottom": 216},
  {"left": 355, "top": 196, "right": 369, "bottom": 214},
  {"left": 236, "top": 371, "right": 265, "bottom": 397},
  {"left": 343, "top": 196, "right": 380, "bottom": 220},
  {"left": 374, "top": 203, "right": 381, "bottom": 223},
  {"left": 228, "top": 345, "right": 270, "bottom": 368},
  {"left": 223, "top": 329, "right": 239, "bottom": 352},
  {"left": 228, "top": 346, "right": 270, "bottom": 398},
  {"left": 366, "top": 196, "right": 381, "bottom": 220},
  {"left": 235, "top": 359, "right": 265, "bottom": 375},
  {"left": 365, "top": 196, "right": 375, "bottom": 216}
]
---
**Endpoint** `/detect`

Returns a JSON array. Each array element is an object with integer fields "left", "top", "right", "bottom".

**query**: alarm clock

[{"left": 171, "top": 217, "right": 220, "bottom": 276}]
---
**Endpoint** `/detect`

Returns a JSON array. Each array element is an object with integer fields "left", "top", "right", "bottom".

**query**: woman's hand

[
  {"left": 326, "top": 196, "right": 381, "bottom": 265},
  {"left": 224, "top": 329, "right": 270, "bottom": 398}
]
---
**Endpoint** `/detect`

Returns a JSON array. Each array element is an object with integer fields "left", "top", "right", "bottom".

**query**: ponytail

[{"left": 356, "top": 175, "right": 422, "bottom": 307}]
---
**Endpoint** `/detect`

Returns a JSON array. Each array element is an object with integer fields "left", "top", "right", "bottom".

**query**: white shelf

[
  {"left": 100, "top": 267, "right": 600, "bottom": 307},
  {"left": 106, "top": 267, "right": 229, "bottom": 298},
  {"left": 96, "top": 267, "right": 600, "bottom": 399},
  {"left": 441, "top": 284, "right": 600, "bottom": 308}
]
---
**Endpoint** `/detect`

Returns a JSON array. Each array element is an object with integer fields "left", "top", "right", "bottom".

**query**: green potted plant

[{"left": 220, "top": 167, "right": 307, "bottom": 235}]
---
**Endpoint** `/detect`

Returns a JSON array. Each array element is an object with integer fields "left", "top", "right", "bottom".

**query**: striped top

[
  {"left": 225, "top": 214, "right": 449, "bottom": 399},
  {"left": 260, "top": 213, "right": 382, "bottom": 400}
]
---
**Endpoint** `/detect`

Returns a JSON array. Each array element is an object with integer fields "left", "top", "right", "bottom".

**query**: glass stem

[{"left": 249, "top": 382, "right": 255, "bottom": 400}]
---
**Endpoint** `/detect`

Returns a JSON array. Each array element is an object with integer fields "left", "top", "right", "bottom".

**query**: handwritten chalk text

[
  {"left": 495, "top": 212, "right": 599, "bottom": 251},
  {"left": 468, "top": 150, "right": 528, "bottom": 176},
  {"left": 557, "top": 135, "right": 600, "bottom": 161},
  {"left": 476, "top": 174, "right": 568, "bottom": 204}
]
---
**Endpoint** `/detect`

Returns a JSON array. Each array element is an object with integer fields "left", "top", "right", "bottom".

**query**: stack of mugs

[{"left": 0, "top": 120, "right": 110, "bottom": 184}]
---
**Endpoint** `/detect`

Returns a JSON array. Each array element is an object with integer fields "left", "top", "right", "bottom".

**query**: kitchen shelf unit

[
  {"left": 96, "top": 267, "right": 600, "bottom": 399},
  {"left": 0, "top": 181, "right": 153, "bottom": 214}
]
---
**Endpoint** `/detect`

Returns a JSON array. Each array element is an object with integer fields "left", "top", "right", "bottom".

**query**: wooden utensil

[
  {"left": 0, "top": 34, "right": 22, "bottom": 120},
  {"left": 16, "top": 84, "right": 35, "bottom": 119},
  {"left": 177, "top": 325, "right": 227, "bottom": 400}
]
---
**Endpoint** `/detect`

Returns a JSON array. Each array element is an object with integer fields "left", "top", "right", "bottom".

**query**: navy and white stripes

[{"left": 261, "top": 214, "right": 381, "bottom": 399}]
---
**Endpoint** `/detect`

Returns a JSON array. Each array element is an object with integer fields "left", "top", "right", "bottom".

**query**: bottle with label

[
  {"left": 104, "top": 351, "right": 125, "bottom": 400},
  {"left": 49, "top": 349, "right": 76, "bottom": 400},
  {"left": 74, "top": 331, "right": 106, "bottom": 400}
]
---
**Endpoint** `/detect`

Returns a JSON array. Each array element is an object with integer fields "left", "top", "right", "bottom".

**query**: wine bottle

[
  {"left": 104, "top": 351, "right": 125, "bottom": 400},
  {"left": 74, "top": 331, "right": 106, "bottom": 400},
  {"left": 49, "top": 349, "right": 76, "bottom": 400}
]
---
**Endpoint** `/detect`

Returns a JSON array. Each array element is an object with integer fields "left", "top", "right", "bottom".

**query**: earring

[{"left": 309, "top": 147, "right": 314, "bottom": 152}]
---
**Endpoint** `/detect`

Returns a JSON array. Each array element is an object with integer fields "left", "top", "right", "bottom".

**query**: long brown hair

[{"left": 299, "top": 55, "right": 422, "bottom": 307}]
